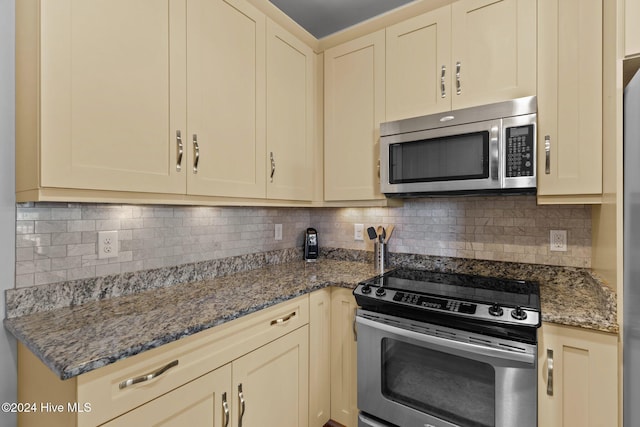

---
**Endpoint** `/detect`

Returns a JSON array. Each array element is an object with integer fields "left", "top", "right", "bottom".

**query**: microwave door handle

[
  {"left": 356, "top": 315, "right": 535, "bottom": 367},
  {"left": 491, "top": 126, "right": 500, "bottom": 181}
]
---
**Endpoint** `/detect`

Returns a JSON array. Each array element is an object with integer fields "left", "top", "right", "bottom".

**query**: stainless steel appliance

[
  {"left": 353, "top": 268, "right": 541, "bottom": 427},
  {"left": 380, "top": 96, "right": 537, "bottom": 196},
  {"left": 624, "top": 67, "right": 640, "bottom": 427},
  {"left": 303, "top": 227, "right": 318, "bottom": 261}
]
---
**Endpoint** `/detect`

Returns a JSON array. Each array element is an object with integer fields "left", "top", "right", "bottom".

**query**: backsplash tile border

[{"left": 5, "top": 247, "right": 302, "bottom": 318}]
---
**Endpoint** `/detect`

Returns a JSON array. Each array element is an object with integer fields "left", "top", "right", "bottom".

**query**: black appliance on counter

[
  {"left": 353, "top": 268, "right": 541, "bottom": 427},
  {"left": 303, "top": 228, "right": 318, "bottom": 261}
]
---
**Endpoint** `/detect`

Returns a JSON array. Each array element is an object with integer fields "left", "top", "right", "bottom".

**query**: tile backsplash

[{"left": 14, "top": 196, "right": 592, "bottom": 288}]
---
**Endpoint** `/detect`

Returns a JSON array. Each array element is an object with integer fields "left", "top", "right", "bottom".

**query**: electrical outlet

[
  {"left": 550, "top": 230, "right": 567, "bottom": 252},
  {"left": 98, "top": 230, "right": 119, "bottom": 259},
  {"left": 354, "top": 223, "right": 364, "bottom": 241},
  {"left": 275, "top": 224, "right": 283, "bottom": 241}
]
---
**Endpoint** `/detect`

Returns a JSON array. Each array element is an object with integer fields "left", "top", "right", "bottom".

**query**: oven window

[
  {"left": 381, "top": 338, "right": 495, "bottom": 427},
  {"left": 389, "top": 131, "right": 489, "bottom": 184}
]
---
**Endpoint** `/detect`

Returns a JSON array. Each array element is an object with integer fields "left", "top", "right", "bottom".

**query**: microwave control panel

[{"left": 505, "top": 125, "right": 535, "bottom": 178}]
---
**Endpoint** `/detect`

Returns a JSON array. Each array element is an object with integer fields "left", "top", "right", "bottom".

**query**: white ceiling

[{"left": 269, "top": 0, "right": 416, "bottom": 39}]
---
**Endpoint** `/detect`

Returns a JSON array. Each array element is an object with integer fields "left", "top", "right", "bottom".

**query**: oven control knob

[
  {"left": 375, "top": 287, "right": 386, "bottom": 297},
  {"left": 488, "top": 303, "right": 504, "bottom": 317},
  {"left": 511, "top": 306, "right": 528, "bottom": 321},
  {"left": 361, "top": 285, "right": 371, "bottom": 294}
]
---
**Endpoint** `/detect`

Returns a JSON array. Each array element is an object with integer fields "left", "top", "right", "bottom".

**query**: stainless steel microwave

[{"left": 380, "top": 96, "right": 537, "bottom": 197}]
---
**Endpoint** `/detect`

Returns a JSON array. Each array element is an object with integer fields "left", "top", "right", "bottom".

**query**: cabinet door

[
  {"left": 330, "top": 288, "right": 358, "bottom": 427},
  {"left": 538, "top": 323, "right": 618, "bottom": 427},
  {"left": 450, "top": 0, "right": 536, "bottom": 110},
  {"left": 386, "top": 6, "right": 452, "bottom": 121},
  {"left": 103, "top": 364, "right": 232, "bottom": 427},
  {"left": 626, "top": 0, "right": 640, "bottom": 57},
  {"left": 309, "top": 289, "right": 331, "bottom": 427},
  {"left": 324, "top": 30, "right": 386, "bottom": 201},
  {"left": 186, "top": 0, "right": 266, "bottom": 198},
  {"left": 38, "top": 0, "right": 186, "bottom": 194},
  {"left": 537, "top": 0, "right": 602, "bottom": 199},
  {"left": 266, "top": 20, "right": 314, "bottom": 201},
  {"left": 232, "top": 327, "right": 309, "bottom": 427}
]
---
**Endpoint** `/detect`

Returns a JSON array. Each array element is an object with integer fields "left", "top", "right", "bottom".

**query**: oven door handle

[{"left": 357, "top": 315, "right": 535, "bottom": 366}]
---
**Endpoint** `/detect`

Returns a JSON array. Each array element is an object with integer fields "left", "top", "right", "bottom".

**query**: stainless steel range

[{"left": 353, "top": 268, "right": 541, "bottom": 427}]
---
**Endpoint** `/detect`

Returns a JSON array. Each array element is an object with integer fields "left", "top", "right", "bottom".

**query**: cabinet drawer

[{"left": 30, "top": 295, "right": 309, "bottom": 427}]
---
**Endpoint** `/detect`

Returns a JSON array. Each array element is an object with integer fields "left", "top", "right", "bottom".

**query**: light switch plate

[
  {"left": 275, "top": 224, "right": 283, "bottom": 241},
  {"left": 354, "top": 223, "right": 364, "bottom": 241}
]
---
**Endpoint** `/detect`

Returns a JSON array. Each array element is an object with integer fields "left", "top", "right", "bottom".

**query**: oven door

[{"left": 356, "top": 310, "right": 537, "bottom": 427}]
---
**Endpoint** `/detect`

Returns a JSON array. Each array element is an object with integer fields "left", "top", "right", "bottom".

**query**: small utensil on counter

[
  {"left": 384, "top": 225, "right": 394, "bottom": 243},
  {"left": 367, "top": 226, "right": 377, "bottom": 240},
  {"left": 377, "top": 226, "right": 384, "bottom": 243}
]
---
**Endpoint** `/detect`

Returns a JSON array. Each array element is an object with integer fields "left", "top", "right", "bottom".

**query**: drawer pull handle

[
  {"left": 222, "top": 392, "right": 230, "bottom": 427},
  {"left": 547, "top": 349, "right": 554, "bottom": 396},
  {"left": 119, "top": 359, "right": 179, "bottom": 389},
  {"left": 238, "top": 383, "right": 246, "bottom": 427},
  {"left": 270, "top": 311, "right": 296, "bottom": 326}
]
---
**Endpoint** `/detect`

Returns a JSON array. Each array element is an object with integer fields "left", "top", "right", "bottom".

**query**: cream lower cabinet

[
  {"left": 537, "top": 322, "right": 618, "bottom": 427},
  {"left": 330, "top": 288, "right": 359, "bottom": 427},
  {"left": 324, "top": 31, "right": 386, "bottom": 202},
  {"left": 386, "top": 0, "right": 536, "bottom": 121},
  {"left": 309, "top": 289, "right": 332, "bottom": 427},
  {"left": 537, "top": 0, "right": 603, "bottom": 203},
  {"left": 18, "top": 296, "right": 309, "bottom": 427}
]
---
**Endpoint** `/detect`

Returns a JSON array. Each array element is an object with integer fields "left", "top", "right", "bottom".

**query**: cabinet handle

[
  {"left": 270, "top": 152, "right": 276, "bottom": 182},
  {"left": 222, "top": 392, "right": 230, "bottom": 427},
  {"left": 193, "top": 134, "right": 200, "bottom": 174},
  {"left": 238, "top": 384, "right": 246, "bottom": 427},
  {"left": 547, "top": 349, "right": 554, "bottom": 396},
  {"left": 270, "top": 311, "right": 296, "bottom": 326},
  {"left": 456, "top": 61, "right": 462, "bottom": 95},
  {"left": 545, "top": 135, "right": 551, "bottom": 175},
  {"left": 353, "top": 307, "right": 358, "bottom": 342},
  {"left": 118, "top": 359, "right": 178, "bottom": 389},
  {"left": 176, "top": 130, "right": 183, "bottom": 172},
  {"left": 441, "top": 65, "right": 446, "bottom": 98}
]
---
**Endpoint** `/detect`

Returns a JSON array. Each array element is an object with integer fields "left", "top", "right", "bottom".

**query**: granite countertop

[{"left": 4, "top": 253, "right": 618, "bottom": 381}]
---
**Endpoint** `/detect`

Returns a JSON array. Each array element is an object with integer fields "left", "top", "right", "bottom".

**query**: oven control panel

[
  {"left": 354, "top": 284, "right": 540, "bottom": 328},
  {"left": 393, "top": 292, "right": 477, "bottom": 314}
]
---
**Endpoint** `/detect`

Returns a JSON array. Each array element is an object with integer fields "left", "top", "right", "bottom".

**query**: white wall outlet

[
  {"left": 275, "top": 224, "right": 283, "bottom": 241},
  {"left": 550, "top": 230, "right": 567, "bottom": 252},
  {"left": 98, "top": 230, "right": 119, "bottom": 259},
  {"left": 354, "top": 223, "right": 364, "bottom": 241}
]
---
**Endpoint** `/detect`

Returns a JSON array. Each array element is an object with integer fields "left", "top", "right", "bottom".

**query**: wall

[
  {"left": 15, "top": 196, "right": 592, "bottom": 289},
  {"left": 1, "top": 0, "right": 18, "bottom": 425}
]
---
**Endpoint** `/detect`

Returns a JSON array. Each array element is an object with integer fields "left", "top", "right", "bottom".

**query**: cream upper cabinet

[
  {"left": 537, "top": 0, "right": 603, "bottom": 202},
  {"left": 385, "top": 0, "right": 535, "bottom": 122},
  {"left": 537, "top": 323, "right": 618, "bottom": 427},
  {"left": 186, "top": 0, "right": 266, "bottom": 199},
  {"left": 626, "top": 0, "right": 640, "bottom": 57},
  {"left": 266, "top": 20, "right": 314, "bottom": 201},
  {"left": 17, "top": 0, "right": 187, "bottom": 196},
  {"left": 330, "top": 287, "right": 359, "bottom": 427},
  {"left": 386, "top": 6, "right": 452, "bottom": 120},
  {"left": 103, "top": 364, "right": 232, "bottom": 427},
  {"left": 450, "top": 0, "right": 536, "bottom": 110},
  {"left": 324, "top": 30, "right": 386, "bottom": 201}
]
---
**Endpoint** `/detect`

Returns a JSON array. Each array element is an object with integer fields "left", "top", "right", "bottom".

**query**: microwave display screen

[{"left": 389, "top": 131, "right": 489, "bottom": 184}]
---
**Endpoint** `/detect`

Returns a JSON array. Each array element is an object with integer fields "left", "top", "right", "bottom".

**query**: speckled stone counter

[{"left": 4, "top": 249, "right": 618, "bottom": 381}]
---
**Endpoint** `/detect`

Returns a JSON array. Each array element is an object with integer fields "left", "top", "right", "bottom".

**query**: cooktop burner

[{"left": 353, "top": 268, "right": 541, "bottom": 340}]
